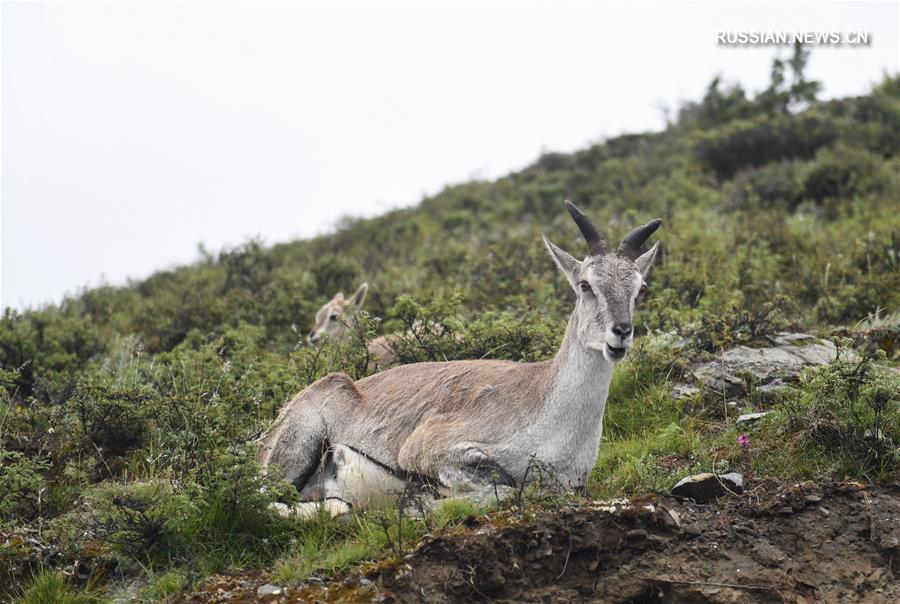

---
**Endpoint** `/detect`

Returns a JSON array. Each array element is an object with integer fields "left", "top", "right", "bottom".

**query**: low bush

[
  {"left": 388, "top": 294, "right": 562, "bottom": 365},
  {"left": 778, "top": 344, "right": 900, "bottom": 479},
  {"left": 694, "top": 111, "right": 839, "bottom": 179},
  {"left": 801, "top": 144, "right": 892, "bottom": 204},
  {"left": 727, "top": 160, "right": 805, "bottom": 211},
  {"left": 675, "top": 295, "right": 794, "bottom": 353},
  {"left": 0, "top": 449, "right": 47, "bottom": 525},
  {"left": 79, "top": 447, "right": 299, "bottom": 573}
]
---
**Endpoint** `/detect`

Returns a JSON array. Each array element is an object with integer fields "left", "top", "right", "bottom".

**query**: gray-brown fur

[{"left": 260, "top": 201, "right": 661, "bottom": 506}]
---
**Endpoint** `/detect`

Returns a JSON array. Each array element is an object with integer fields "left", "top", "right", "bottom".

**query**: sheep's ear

[
  {"left": 542, "top": 235, "right": 581, "bottom": 291},
  {"left": 349, "top": 282, "right": 368, "bottom": 307},
  {"left": 634, "top": 242, "right": 661, "bottom": 278}
]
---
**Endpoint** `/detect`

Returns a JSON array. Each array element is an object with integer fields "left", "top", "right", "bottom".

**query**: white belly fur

[
  {"left": 270, "top": 445, "right": 407, "bottom": 519},
  {"left": 325, "top": 444, "right": 407, "bottom": 508}
]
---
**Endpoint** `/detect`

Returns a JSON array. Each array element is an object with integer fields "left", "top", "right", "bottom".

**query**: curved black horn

[
  {"left": 616, "top": 218, "right": 662, "bottom": 259},
  {"left": 565, "top": 200, "right": 608, "bottom": 256}
]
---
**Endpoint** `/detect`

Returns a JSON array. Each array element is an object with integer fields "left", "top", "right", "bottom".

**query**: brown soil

[{"left": 190, "top": 481, "right": 899, "bottom": 603}]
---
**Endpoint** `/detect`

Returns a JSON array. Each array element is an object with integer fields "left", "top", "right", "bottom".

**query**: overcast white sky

[{"left": 2, "top": 1, "right": 898, "bottom": 310}]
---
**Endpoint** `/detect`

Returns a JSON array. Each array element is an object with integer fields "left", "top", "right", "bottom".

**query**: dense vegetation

[{"left": 2, "top": 47, "right": 898, "bottom": 600}]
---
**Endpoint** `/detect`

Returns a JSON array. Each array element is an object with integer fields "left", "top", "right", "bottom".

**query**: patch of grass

[
  {"left": 591, "top": 341, "right": 705, "bottom": 497},
  {"left": 856, "top": 308, "right": 900, "bottom": 331},
  {"left": 775, "top": 346, "right": 900, "bottom": 481},
  {"left": 17, "top": 571, "right": 101, "bottom": 604},
  {"left": 591, "top": 420, "right": 707, "bottom": 498},
  {"left": 745, "top": 415, "right": 835, "bottom": 480},
  {"left": 603, "top": 341, "right": 683, "bottom": 441},
  {"left": 135, "top": 570, "right": 187, "bottom": 603},
  {"left": 272, "top": 511, "right": 369, "bottom": 584},
  {"left": 851, "top": 308, "right": 900, "bottom": 362},
  {"left": 429, "top": 498, "right": 482, "bottom": 525},
  {"left": 272, "top": 498, "right": 487, "bottom": 586}
]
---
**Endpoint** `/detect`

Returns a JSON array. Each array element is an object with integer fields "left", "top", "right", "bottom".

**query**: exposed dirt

[{"left": 189, "top": 481, "right": 899, "bottom": 603}]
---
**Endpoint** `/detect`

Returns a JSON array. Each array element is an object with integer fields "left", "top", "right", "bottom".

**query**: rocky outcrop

[{"left": 672, "top": 333, "right": 837, "bottom": 402}]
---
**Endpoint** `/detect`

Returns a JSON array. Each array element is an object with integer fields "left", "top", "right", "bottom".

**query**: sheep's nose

[
  {"left": 612, "top": 322, "right": 633, "bottom": 338},
  {"left": 308, "top": 332, "right": 319, "bottom": 344}
]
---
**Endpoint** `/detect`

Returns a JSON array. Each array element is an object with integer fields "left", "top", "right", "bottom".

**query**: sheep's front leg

[
  {"left": 435, "top": 444, "right": 517, "bottom": 506},
  {"left": 270, "top": 498, "right": 351, "bottom": 520}
]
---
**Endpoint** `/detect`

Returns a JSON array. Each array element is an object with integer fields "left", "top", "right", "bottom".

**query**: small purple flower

[{"left": 737, "top": 434, "right": 753, "bottom": 481}]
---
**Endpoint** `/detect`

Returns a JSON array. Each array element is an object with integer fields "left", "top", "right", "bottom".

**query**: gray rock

[
  {"left": 671, "top": 472, "right": 743, "bottom": 502},
  {"left": 670, "top": 384, "right": 700, "bottom": 401},
  {"left": 684, "top": 524, "right": 702, "bottom": 537},
  {"left": 755, "top": 379, "right": 792, "bottom": 401},
  {"left": 257, "top": 584, "right": 283, "bottom": 598},
  {"left": 736, "top": 411, "right": 770, "bottom": 424},
  {"left": 625, "top": 529, "right": 648, "bottom": 542},
  {"left": 692, "top": 333, "right": 836, "bottom": 398},
  {"left": 649, "top": 331, "right": 689, "bottom": 350},
  {"left": 774, "top": 333, "right": 818, "bottom": 346},
  {"left": 666, "top": 508, "right": 682, "bottom": 528},
  {"left": 720, "top": 472, "right": 744, "bottom": 490}
]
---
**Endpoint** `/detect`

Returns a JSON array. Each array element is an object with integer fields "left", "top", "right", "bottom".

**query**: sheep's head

[{"left": 543, "top": 201, "right": 661, "bottom": 362}]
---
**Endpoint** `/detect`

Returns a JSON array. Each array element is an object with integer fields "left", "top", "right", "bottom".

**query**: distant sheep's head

[{"left": 308, "top": 283, "right": 368, "bottom": 344}]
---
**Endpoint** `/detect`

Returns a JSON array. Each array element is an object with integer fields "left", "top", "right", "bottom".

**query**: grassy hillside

[{"left": 2, "top": 48, "right": 899, "bottom": 600}]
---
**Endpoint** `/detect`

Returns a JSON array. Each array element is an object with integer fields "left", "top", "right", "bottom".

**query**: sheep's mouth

[{"left": 606, "top": 344, "right": 627, "bottom": 359}]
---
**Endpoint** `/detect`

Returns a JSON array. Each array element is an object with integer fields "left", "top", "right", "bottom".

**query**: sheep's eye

[
  {"left": 579, "top": 281, "right": 592, "bottom": 293},
  {"left": 329, "top": 315, "right": 339, "bottom": 321},
  {"left": 638, "top": 282, "right": 648, "bottom": 297}
]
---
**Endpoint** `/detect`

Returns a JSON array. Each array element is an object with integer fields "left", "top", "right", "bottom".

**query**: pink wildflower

[{"left": 737, "top": 433, "right": 753, "bottom": 481}]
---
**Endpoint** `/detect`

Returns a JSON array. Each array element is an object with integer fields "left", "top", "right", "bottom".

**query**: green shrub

[
  {"left": 388, "top": 294, "right": 562, "bottom": 364},
  {"left": 83, "top": 447, "right": 298, "bottom": 572},
  {"left": 694, "top": 111, "right": 839, "bottom": 179},
  {"left": 778, "top": 344, "right": 900, "bottom": 479},
  {"left": 843, "top": 75, "right": 900, "bottom": 156},
  {"left": 676, "top": 296, "right": 793, "bottom": 353},
  {"left": 801, "top": 144, "right": 891, "bottom": 204},
  {"left": 0, "top": 450, "right": 47, "bottom": 524},
  {"left": 0, "top": 308, "right": 104, "bottom": 400},
  {"left": 727, "top": 160, "right": 805, "bottom": 211}
]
